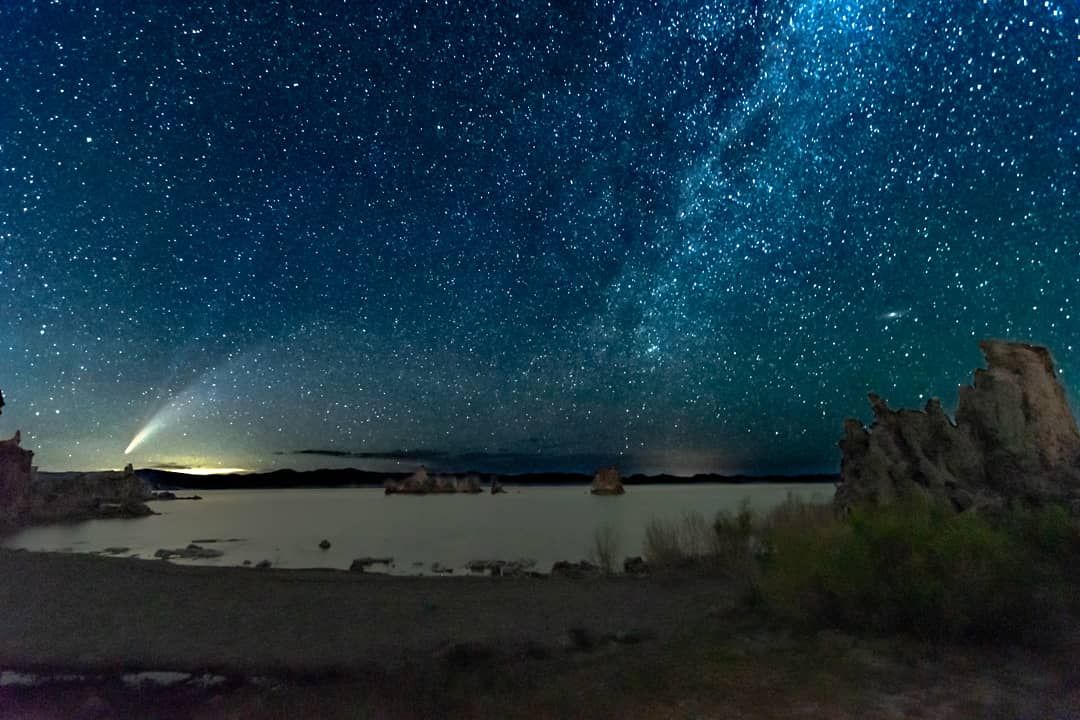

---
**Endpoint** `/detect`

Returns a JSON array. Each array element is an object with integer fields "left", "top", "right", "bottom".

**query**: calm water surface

[{"left": 2, "top": 484, "right": 834, "bottom": 573}]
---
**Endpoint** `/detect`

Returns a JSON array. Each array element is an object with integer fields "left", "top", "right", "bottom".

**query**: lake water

[{"left": 1, "top": 484, "right": 834, "bottom": 574}]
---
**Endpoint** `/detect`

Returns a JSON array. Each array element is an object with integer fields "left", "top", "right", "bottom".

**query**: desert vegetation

[
  {"left": 588, "top": 523, "right": 622, "bottom": 574},
  {"left": 642, "top": 494, "right": 1080, "bottom": 645}
]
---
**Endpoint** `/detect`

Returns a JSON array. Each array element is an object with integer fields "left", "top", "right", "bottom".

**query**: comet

[
  {"left": 123, "top": 382, "right": 204, "bottom": 455},
  {"left": 124, "top": 419, "right": 164, "bottom": 455}
]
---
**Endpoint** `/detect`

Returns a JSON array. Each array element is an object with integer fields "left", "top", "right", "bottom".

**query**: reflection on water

[{"left": 2, "top": 484, "right": 833, "bottom": 573}]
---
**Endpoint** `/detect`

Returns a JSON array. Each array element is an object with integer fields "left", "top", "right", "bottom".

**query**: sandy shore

[{"left": 0, "top": 549, "right": 730, "bottom": 675}]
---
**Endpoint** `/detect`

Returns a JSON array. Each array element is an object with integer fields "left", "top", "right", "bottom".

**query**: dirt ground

[
  {"left": 0, "top": 548, "right": 729, "bottom": 674},
  {"left": 1, "top": 549, "right": 1079, "bottom": 719}
]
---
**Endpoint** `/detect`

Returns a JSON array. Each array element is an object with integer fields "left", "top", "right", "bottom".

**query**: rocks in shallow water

[
  {"left": 590, "top": 466, "right": 625, "bottom": 495},
  {"left": 318, "top": 539, "right": 331, "bottom": 550},
  {"left": 465, "top": 558, "right": 537, "bottom": 577},
  {"left": 149, "top": 491, "right": 202, "bottom": 501},
  {"left": 102, "top": 546, "right": 130, "bottom": 555},
  {"left": 154, "top": 544, "right": 224, "bottom": 560},
  {"left": 349, "top": 556, "right": 392, "bottom": 572},
  {"left": 550, "top": 560, "right": 600, "bottom": 579},
  {"left": 837, "top": 339, "right": 1080, "bottom": 513}
]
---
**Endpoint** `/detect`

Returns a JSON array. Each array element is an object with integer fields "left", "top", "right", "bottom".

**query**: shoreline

[
  {"left": 0, "top": 548, "right": 731, "bottom": 677},
  {"left": 2, "top": 548, "right": 1077, "bottom": 719},
  {"left": 133, "top": 467, "right": 840, "bottom": 491}
]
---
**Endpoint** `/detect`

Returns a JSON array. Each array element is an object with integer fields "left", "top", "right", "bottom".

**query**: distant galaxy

[{"left": 1, "top": 1, "right": 1077, "bottom": 474}]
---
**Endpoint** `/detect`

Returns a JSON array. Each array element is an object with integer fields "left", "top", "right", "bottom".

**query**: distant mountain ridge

[{"left": 136, "top": 467, "right": 838, "bottom": 491}]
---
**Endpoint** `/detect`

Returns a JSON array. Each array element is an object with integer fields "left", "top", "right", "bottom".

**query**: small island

[
  {"left": 590, "top": 466, "right": 625, "bottom": 495},
  {"left": 383, "top": 466, "right": 483, "bottom": 494}
]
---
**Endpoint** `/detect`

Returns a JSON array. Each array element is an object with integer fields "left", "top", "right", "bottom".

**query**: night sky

[{"left": 2, "top": 1, "right": 1078, "bottom": 475}]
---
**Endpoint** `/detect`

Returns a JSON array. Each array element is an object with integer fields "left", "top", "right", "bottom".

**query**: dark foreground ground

[{"left": 1, "top": 549, "right": 1078, "bottom": 718}]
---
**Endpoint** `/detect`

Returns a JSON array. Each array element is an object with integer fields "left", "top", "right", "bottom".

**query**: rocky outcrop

[
  {"left": 491, "top": 479, "right": 505, "bottom": 494},
  {"left": 0, "top": 432, "right": 34, "bottom": 529},
  {"left": 836, "top": 340, "right": 1080, "bottom": 513},
  {"left": 28, "top": 465, "right": 154, "bottom": 523},
  {"left": 590, "top": 466, "right": 625, "bottom": 495},
  {"left": 384, "top": 467, "right": 483, "bottom": 495},
  {"left": 1, "top": 391, "right": 154, "bottom": 527}
]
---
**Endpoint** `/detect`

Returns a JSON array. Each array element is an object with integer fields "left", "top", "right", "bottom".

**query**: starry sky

[{"left": 1, "top": 0, "right": 1078, "bottom": 475}]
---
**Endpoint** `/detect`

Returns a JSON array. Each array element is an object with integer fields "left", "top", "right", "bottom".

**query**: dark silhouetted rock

[
  {"left": 28, "top": 465, "right": 153, "bottom": 523},
  {"left": 550, "top": 560, "right": 600, "bottom": 579},
  {"left": 435, "top": 641, "right": 494, "bottom": 669},
  {"left": 623, "top": 556, "right": 648, "bottom": 575},
  {"left": 491, "top": 479, "right": 505, "bottom": 494},
  {"left": 0, "top": 431, "right": 34, "bottom": 528},
  {"left": 255, "top": 559, "right": 272, "bottom": 569},
  {"left": 590, "top": 466, "right": 624, "bottom": 495},
  {"left": 150, "top": 491, "right": 202, "bottom": 500},
  {"left": 837, "top": 340, "right": 1080, "bottom": 513},
  {"left": 319, "top": 539, "right": 331, "bottom": 550},
  {"left": 566, "top": 626, "right": 597, "bottom": 651},
  {"left": 349, "top": 556, "right": 392, "bottom": 572},
  {"left": 154, "top": 544, "right": 224, "bottom": 560}
]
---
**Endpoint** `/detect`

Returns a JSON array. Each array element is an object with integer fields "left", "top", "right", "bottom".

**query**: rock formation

[
  {"left": 0, "top": 431, "right": 34, "bottom": 529},
  {"left": 0, "top": 389, "right": 36, "bottom": 529},
  {"left": 836, "top": 340, "right": 1080, "bottom": 513},
  {"left": 384, "top": 467, "right": 484, "bottom": 495},
  {"left": 28, "top": 465, "right": 154, "bottom": 522},
  {"left": 590, "top": 466, "right": 625, "bottom": 495},
  {"left": 1, "top": 390, "right": 152, "bottom": 527}
]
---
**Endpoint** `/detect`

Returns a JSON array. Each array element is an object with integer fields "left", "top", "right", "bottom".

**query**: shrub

[
  {"left": 589, "top": 524, "right": 622, "bottom": 575},
  {"left": 757, "top": 497, "right": 1077, "bottom": 644},
  {"left": 643, "top": 511, "right": 717, "bottom": 569},
  {"left": 709, "top": 500, "right": 758, "bottom": 578}
]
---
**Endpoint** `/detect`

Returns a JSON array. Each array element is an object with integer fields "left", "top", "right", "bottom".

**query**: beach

[{"left": 0, "top": 548, "right": 729, "bottom": 675}]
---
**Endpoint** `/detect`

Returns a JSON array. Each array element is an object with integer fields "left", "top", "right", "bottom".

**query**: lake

[{"left": 1, "top": 484, "right": 834, "bottom": 573}]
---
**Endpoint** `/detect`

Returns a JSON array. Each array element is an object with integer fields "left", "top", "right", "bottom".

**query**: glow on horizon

[{"left": 158, "top": 466, "right": 249, "bottom": 476}]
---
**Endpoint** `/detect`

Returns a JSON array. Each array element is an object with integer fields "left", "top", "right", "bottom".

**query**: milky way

[{"left": 1, "top": 1, "right": 1077, "bottom": 474}]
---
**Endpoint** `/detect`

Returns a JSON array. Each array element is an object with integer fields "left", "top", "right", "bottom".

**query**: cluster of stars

[{"left": 1, "top": 0, "right": 1077, "bottom": 474}]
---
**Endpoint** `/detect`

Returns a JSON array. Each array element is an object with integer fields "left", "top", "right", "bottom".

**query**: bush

[
  {"left": 757, "top": 497, "right": 1077, "bottom": 644},
  {"left": 643, "top": 511, "right": 718, "bottom": 569},
  {"left": 589, "top": 524, "right": 622, "bottom": 575}
]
